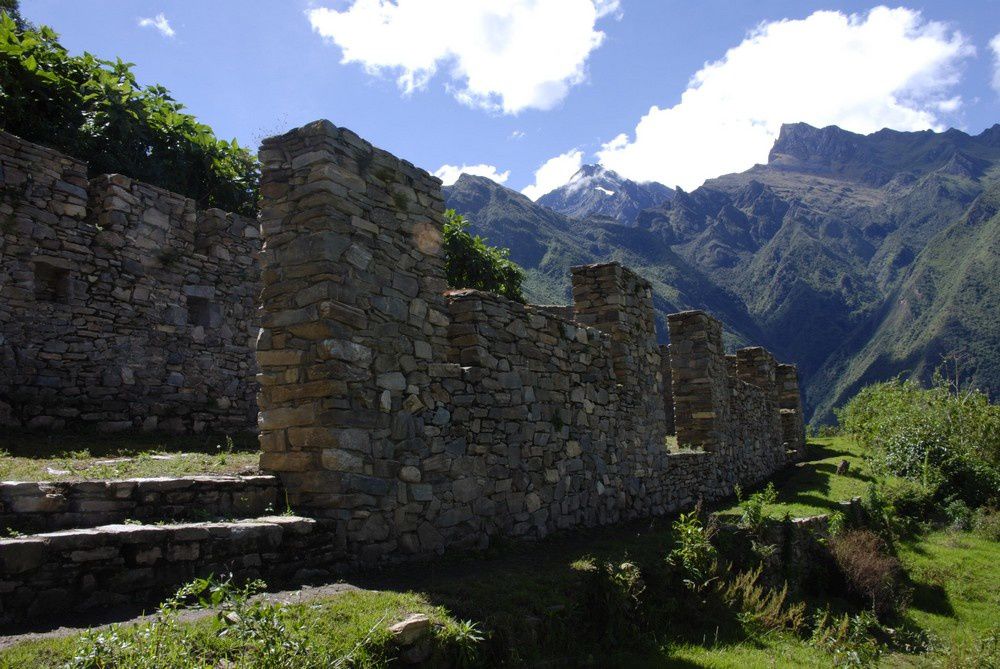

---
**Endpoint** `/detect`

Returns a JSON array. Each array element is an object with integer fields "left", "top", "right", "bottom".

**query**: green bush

[
  {"left": 881, "top": 478, "right": 936, "bottom": 524},
  {"left": 837, "top": 376, "right": 1000, "bottom": 510},
  {"left": 973, "top": 507, "right": 1000, "bottom": 541},
  {"left": 666, "top": 507, "right": 719, "bottom": 593},
  {"left": 735, "top": 482, "right": 778, "bottom": 533},
  {"left": 443, "top": 209, "right": 525, "bottom": 302},
  {"left": 0, "top": 12, "right": 258, "bottom": 215},
  {"left": 580, "top": 558, "right": 647, "bottom": 644}
]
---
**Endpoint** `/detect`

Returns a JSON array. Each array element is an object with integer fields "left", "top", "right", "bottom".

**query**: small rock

[{"left": 389, "top": 613, "right": 431, "bottom": 646}]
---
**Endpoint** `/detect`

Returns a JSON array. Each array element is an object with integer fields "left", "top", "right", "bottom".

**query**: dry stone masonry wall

[
  {"left": 0, "top": 131, "right": 260, "bottom": 433},
  {"left": 256, "top": 119, "right": 807, "bottom": 566}
]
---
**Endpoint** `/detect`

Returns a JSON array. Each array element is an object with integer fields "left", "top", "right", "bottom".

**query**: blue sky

[{"left": 19, "top": 1, "right": 1000, "bottom": 198}]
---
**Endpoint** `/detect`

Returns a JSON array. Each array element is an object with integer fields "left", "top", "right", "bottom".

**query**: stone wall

[
  {"left": 0, "top": 515, "right": 329, "bottom": 625},
  {"left": 255, "top": 119, "right": 806, "bottom": 566},
  {"left": 0, "top": 131, "right": 259, "bottom": 433},
  {"left": 0, "top": 475, "right": 280, "bottom": 534}
]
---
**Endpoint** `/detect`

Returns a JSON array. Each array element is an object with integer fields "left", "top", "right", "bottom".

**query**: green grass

[
  {"left": 714, "top": 435, "right": 871, "bottom": 519},
  {"left": 890, "top": 530, "right": 1000, "bottom": 667},
  {"left": 0, "top": 590, "right": 472, "bottom": 669},
  {"left": 0, "top": 431, "right": 259, "bottom": 481}
]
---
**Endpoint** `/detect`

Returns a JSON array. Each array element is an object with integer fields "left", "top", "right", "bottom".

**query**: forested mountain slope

[{"left": 446, "top": 123, "right": 1000, "bottom": 422}]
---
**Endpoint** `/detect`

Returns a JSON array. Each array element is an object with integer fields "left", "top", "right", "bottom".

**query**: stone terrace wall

[
  {"left": 0, "top": 475, "right": 280, "bottom": 534},
  {"left": 0, "top": 131, "right": 260, "bottom": 433},
  {"left": 256, "top": 120, "right": 803, "bottom": 566}
]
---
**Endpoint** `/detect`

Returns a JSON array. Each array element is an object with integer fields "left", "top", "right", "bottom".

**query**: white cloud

[
  {"left": 990, "top": 32, "right": 1000, "bottom": 94},
  {"left": 307, "top": 0, "right": 615, "bottom": 114},
  {"left": 522, "top": 149, "right": 583, "bottom": 200},
  {"left": 433, "top": 164, "right": 510, "bottom": 186},
  {"left": 138, "top": 13, "right": 175, "bottom": 38},
  {"left": 509, "top": 130, "right": 527, "bottom": 140},
  {"left": 597, "top": 7, "right": 973, "bottom": 191}
]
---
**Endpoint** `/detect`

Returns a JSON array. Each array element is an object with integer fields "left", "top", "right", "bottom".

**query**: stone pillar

[
  {"left": 255, "top": 119, "right": 450, "bottom": 540},
  {"left": 725, "top": 354, "right": 738, "bottom": 382},
  {"left": 660, "top": 344, "right": 674, "bottom": 435},
  {"left": 571, "top": 262, "right": 666, "bottom": 446},
  {"left": 667, "top": 311, "right": 730, "bottom": 452},
  {"left": 735, "top": 347, "right": 777, "bottom": 399},
  {"left": 776, "top": 363, "right": 806, "bottom": 455}
]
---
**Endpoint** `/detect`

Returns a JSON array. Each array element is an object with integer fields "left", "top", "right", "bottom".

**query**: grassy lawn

[
  {"left": 715, "top": 435, "right": 872, "bottom": 519},
  {"left": 0, "top": 431, "right": 260, "bottom": 481}
]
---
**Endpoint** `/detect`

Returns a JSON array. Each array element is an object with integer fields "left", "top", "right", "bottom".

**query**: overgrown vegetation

[
  {"left": 838, "top": 375, "right": 1000, "bottom": 514},
  {"left": 443, "top": 209, "right": 525, "bottom": 302},
  {"left": 0, "top": 6, "right": 258, "bottom": 214}
]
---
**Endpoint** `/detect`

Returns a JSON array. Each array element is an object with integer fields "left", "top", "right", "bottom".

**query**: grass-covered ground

[
  {"left": 0, "top": 431, "right": 259, "bottom": 481},
  {"left": 714, "top": 435, "right": 871, "bottom": 519},
  {"left": 2, "top": 437, "right": 997, "bottom": 667}
]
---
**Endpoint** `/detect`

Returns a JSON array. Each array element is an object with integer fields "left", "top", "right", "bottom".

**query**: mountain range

[{"left": 443, "top": 122, "right": 1000, "bottom": 423}]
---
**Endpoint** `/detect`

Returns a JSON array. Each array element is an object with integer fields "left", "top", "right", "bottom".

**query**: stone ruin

[
  {"left": 0, "top": 131, "right": 259, "bottom": 433},
  {"left": 0, "top": 121, "right": 806, "bottom": 624},
  {"left": 255, "top": 119, "right": 806, "bottom": 560}
]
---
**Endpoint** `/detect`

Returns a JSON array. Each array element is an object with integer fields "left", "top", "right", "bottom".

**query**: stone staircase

[{"left": 0, "top": 475, "right": 339, "bottom": 629}]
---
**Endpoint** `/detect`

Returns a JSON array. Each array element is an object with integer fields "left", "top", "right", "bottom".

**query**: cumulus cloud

[
  {"left": 307, "top": 0, "right": 615, "bottom": 114},
  {"left": 597, "top": 7, "right": 973, "bottom": 191},
  {"left": 433, "top": 164, "right": 510, "bottom": 186},
  {"left": 138, "top": 13, "right": 175, "bottom": 38},
  {"left": 522, "top": 149, "right": 583, "bottom": 200},
  {"left": 991, "top": 32, "right": 1000, "bottom": 94}
]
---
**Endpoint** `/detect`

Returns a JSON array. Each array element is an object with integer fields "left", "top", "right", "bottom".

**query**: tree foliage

[
  {"left": 443, "top": 209, "right": 525, "bottom": 302},
  {"left": 0, "top": 10, "right": 258, "bottom": 214},
  {"left": 837, "top": 375, "right": 1000, "bottom": 507}
]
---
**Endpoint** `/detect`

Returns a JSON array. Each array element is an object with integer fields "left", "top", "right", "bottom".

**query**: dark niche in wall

[
  {"left": 33, "top": 261, "right": 71, "bottom": 303},
  {"left": 186, "top": 296, "right": 217, "bottom": 328}
]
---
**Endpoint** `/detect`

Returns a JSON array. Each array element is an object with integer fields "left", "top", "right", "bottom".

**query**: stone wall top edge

[
  {"left": 447, "top": 288, "right": 610, "bottom": 340},
  {"left": 0, "top": 474, "right": 280, "bottom": 489},
  {"left": 0, "top": 130, "right": 87, "bottom": 172},
  {"left": 259, "top": 118, "right": 441, "bottom": 187},
  {"left": 569, "top": 261, "right": 652, "bottom": 288},
  {"left": 1, "top": 129, "right": 255, "bottom": 224}
]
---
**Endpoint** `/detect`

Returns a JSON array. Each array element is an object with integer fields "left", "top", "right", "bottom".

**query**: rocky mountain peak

[{"left": 538, "top": 164, "right": 674, "bottom": 225}]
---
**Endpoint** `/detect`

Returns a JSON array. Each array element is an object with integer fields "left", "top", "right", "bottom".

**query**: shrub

[
  {"left": 944, "top": 499, "right": 973, "bottom": 530},
  {"left": 829, "top": 530, "right": 905, "bottom": 618},
  {"left": 973, "top": 507, "right": 1000, "bottom": 541},
  {"left": 580, "top": 558, "right": 646, "bottom": 643},
  {"left": 837, "top": 376, "right": 1000, "bottom": 511},
  {"left": 736, "top": 482, "right": 778, "bottom": 533},
  {"left": 443, "top": 209, "right": 525, "bottom": 302},
  {"left": 666, "top": 507, "right": 719, "bottom": 593},
  {"left": 881, "top": 477, "right": 935, "bottom": 526},
  {"left": 723, "top": 566, "right": 806, "bottom": 637}
]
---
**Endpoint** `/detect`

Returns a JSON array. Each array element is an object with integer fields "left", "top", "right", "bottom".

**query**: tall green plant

[
  {"left": 443, "top": 209, "right": 525, "bottom": 302},
  {"left": 838, "top": 375, "right": 1000, "bottom": 508},
  {"left": 0, "top": 12, "right": 258, "bottom": 214}
]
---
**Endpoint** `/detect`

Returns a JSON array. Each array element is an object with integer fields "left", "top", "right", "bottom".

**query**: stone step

[
  {"left": 0, "top": 515, "right": 338, "bottom": 628},
  {"left": 0, "top": 475, "right": 283, "bottom": 534}
]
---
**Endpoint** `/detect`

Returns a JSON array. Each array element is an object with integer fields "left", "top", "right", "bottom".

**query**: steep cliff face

[{"left": 447, "top": 123, "right": 1000, "bottom": 422}]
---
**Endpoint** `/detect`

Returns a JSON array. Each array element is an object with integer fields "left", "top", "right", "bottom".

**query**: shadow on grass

[
  {"left": 352, "top": 518, "right": 777, "bottom": 666},
  {"left": 1, "top": 428, "right": 258, "bottom": 459},
  {"left": 909, "top": 578, "right": 955, "bottom": 617}
]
